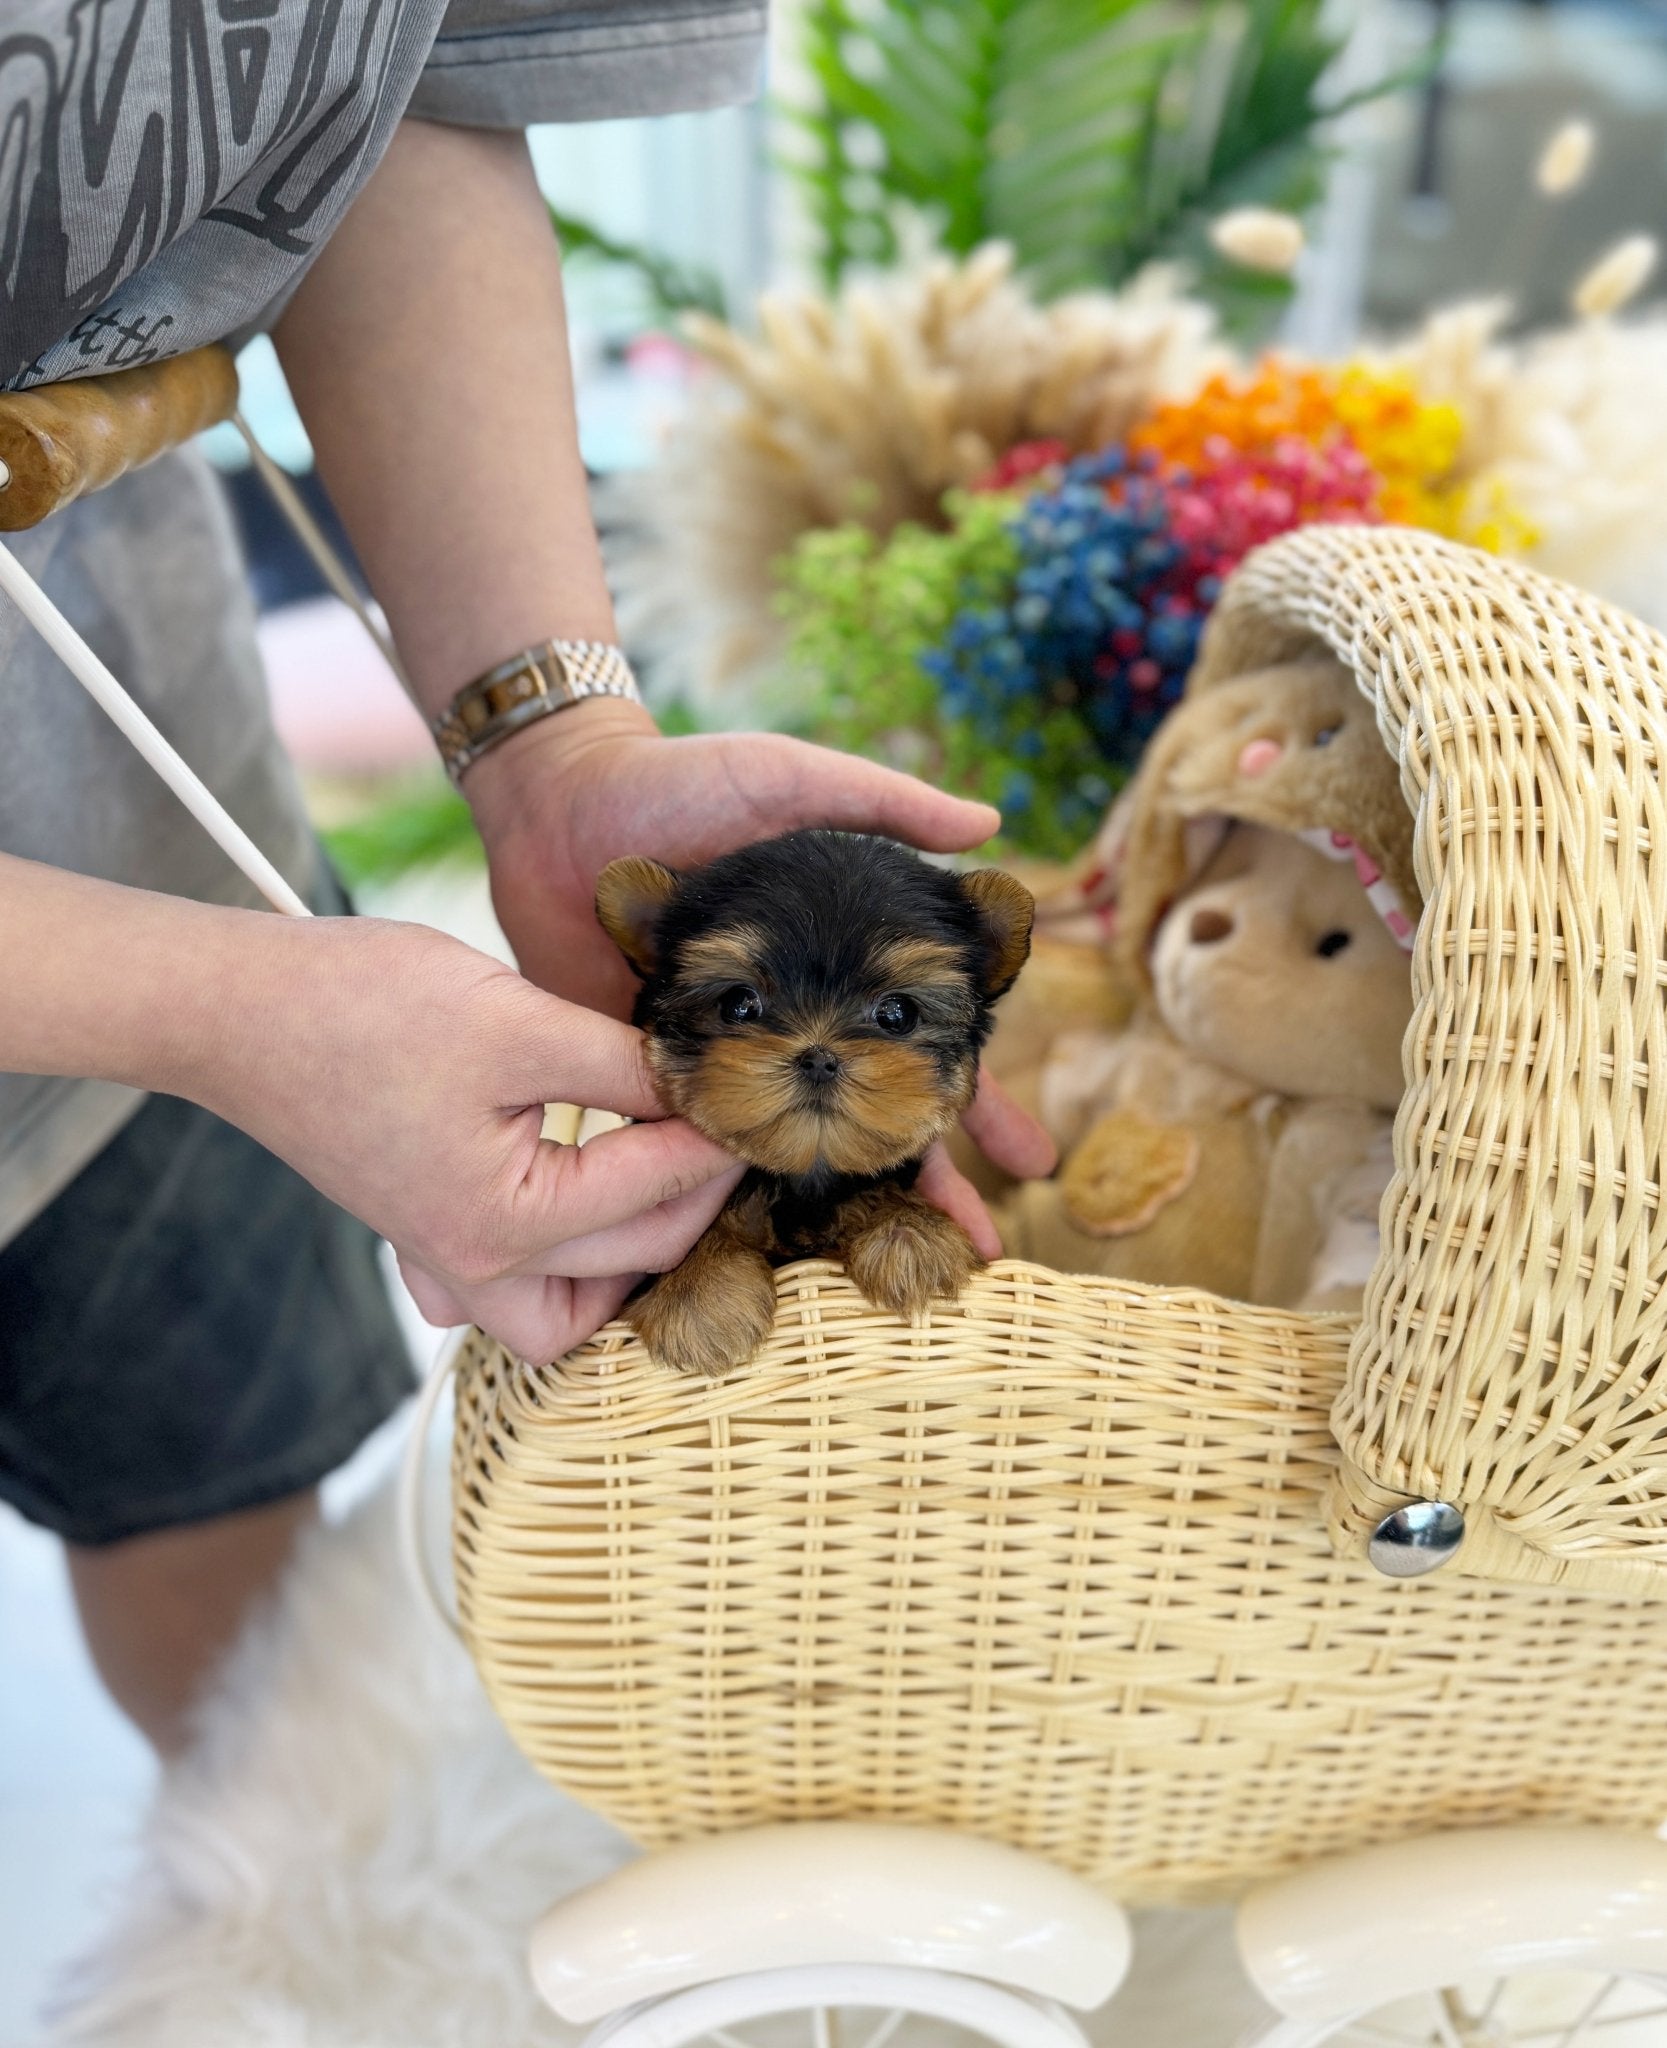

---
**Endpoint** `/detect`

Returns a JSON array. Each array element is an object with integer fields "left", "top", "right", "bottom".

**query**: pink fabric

[
  {"left": 259, "top": 598, "right": 431, "bottom": 775},
  {"left": 1298, "top": 827, "right": 1416, "bottom": 953}
]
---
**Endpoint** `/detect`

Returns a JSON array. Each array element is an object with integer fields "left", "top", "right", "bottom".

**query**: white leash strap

[
  {"left": 399, "top": 1325, "right": 471, "bottom": 1644},
  {"left": 0, "top": 536, "right": 313, "bottom": 919}
]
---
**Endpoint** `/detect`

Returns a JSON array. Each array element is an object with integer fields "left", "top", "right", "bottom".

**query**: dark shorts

[{"left": 0, "top": 887, "right": 415, "bottom": 1548}]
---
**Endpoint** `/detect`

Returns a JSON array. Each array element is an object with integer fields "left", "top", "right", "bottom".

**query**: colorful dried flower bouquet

[
  {"left": 779, "top": 360, "right": 1539, "bottom": 857},
  {"left": 607, "top": 248, "right": 1667, "bottom": 859}
]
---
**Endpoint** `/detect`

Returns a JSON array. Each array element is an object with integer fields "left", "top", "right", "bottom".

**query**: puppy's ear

[
  {"left": 596, "top": 856, "right": 681, "bottom": 977},
  {"left": 959, "top": 868, "right": 1034, "bottom": 998}
]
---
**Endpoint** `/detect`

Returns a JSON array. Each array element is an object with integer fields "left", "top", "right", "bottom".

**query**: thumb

[
  {"left": 498, "top": 1114, "right": 739, "bottom": 1271},
  {"left": 497, "top": 985, "right": 667, "bottom": 1122},
  {"left": 752, "top": 735, "right": 1001, "bottom": 853}
]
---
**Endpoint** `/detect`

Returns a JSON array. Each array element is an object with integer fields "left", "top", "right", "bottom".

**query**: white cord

[
  {"left": 0, "top": 538, "right": 313, "bottom": 919},
  {"left": 398, "top": 1324, "right": 472, "bottom": 1645},
  {"left": 232, "top": 410, "right": 410, "bottom": 688}
]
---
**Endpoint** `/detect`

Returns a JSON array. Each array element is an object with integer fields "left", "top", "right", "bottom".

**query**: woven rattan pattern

[
  {"left": 1194, "top": 527, "right": 1667, "bottom": 1587},
  {"left": 452, "top": 1261, "right": 1667, "bottom": 1906},
  {"left": 453, "top": 526, "right": 1667, "bottom": 1900}
]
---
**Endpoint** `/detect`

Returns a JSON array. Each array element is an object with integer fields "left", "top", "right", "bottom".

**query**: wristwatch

[{"left": 431, "top": 638, "right": 640, "bottom": 784}]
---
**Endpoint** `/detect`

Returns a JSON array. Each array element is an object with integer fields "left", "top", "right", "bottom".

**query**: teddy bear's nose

[{"left": 1189, "top": 907, "right": 1234, "bottom": 945}]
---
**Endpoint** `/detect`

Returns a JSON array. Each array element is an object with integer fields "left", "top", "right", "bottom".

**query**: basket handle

[
  {"left": 0, "top": 347, "right": 239, "bottom": 531},
  {"left": 1212, "top": 524, "right": 1667, "bottom": 1594}
]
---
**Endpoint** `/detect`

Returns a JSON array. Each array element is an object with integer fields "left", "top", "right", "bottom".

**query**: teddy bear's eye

[
  {"left": 718, "top": 985, "right": 765, "bottom": 1025},
  {"left": 1315, "top": 930, "right": 1352, "bottom": 959},
  {"left": 872, "top": 993, "right": 920, "bottom": 1036}
]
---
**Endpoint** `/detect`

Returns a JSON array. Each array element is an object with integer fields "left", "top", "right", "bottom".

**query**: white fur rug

[{"left": 44, "top": 1436, "right": 1251, "bottom": 2048}]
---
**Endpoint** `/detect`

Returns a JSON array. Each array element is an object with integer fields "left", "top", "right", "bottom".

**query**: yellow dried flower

[
  {"left": 1573, "top": 235, "right": 1658, "bottom": 319},
  {"left": 1208, "top": 207, "right": 1305, "bottom": 275},
  {"left": 1535, "top": 120, "right": 1594, "bottom": 197}
]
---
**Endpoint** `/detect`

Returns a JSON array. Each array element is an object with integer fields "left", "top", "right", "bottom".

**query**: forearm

[
  {"left": 272, "top": 120, "right": 627, "bottom": 724},
  {"left": 0, "top": 853, "right": 287, "bottom": 1104}
]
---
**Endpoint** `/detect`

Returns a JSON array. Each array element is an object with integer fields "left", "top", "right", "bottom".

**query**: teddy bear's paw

[
  {"left": 1062, "top": 1107, "right": 1200, "bottom": 1237},
  {"left": 848, "top": 1204, "right": 982, "bottom": 1320},
  {"left": 625, "top": 1257, "right": 778, "bottom": 1376}
]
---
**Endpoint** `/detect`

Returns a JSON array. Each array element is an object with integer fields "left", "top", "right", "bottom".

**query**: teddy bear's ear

[
  {"left": 595, "top": 856, "right": 681, "bottom": 977},
  {"left": 960, "top": 869, "right": 1035, "bottom": 998}
]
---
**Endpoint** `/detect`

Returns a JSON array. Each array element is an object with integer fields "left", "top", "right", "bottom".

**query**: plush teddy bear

[{"left": 994, "top": 648, "right": 1418, "bottom": 1313}]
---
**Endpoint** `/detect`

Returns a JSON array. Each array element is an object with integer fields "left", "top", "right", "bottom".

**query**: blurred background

[
  {"left": 198, "top": 0, "right": 1667, "bottom": 888},
  {"left": 7, "top": 0, "right": 1667, "bottom": 2036}
]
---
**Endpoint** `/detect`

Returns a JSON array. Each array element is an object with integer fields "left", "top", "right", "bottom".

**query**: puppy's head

[{"left": 597, "top": 830, "right": 1033, "bottom": 1177}]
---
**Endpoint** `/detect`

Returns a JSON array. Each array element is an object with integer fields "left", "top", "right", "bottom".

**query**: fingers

[
  {"left": 400, "top": 1255, "right": 639, "bottom": 1366},
  {"left": 518, "top": 1154, "right": 746, "bottom": 1277},
  {"left": 501, "top": 1116, "right": 740, "bottom": 1268},
  {"left": 397, "top": 1257, "right": 471, "bottom": 1332},
  {"left": 759, "top": 735, "right": 1001, "bottom": 853},
  {"left": 914, "top": 1141, "right": 1004, "bottom": 1261},
  {"left": 962, "top": 1068, "right": 1057, "bottom": 1179}
]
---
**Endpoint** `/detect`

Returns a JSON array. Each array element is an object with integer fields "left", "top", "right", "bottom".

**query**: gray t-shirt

[
  {"left": 1, "top": 0, "right": 765, "bottom": 389},
  {"left": 0, "top": 0, "right": 765, "bottom": 1244}
]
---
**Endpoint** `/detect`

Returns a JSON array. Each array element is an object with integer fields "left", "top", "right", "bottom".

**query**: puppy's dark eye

[
  {"left": 1312, "top": 723, "right": 1342, "bottom": 748},
  {"left": 872, "top": 993, "right": 919, "bottom": 1036},
  {"left": 718, "top": 984, "right": 764, "bottom": 1025},
  {"left": 1315, "top": 930, "right": 1352, "bottom": 959}
]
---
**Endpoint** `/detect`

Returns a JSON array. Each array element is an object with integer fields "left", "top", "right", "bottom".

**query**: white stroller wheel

[
  {"left": 1236, "top": 1827, "right": 1667, "bottom": 2048},
  {"left": 577, "top": 1962, "right": 1094, "bottom": 2048},
  {"left": 1240, "top": 1968, "right": 1667, "bottom": 2047}
]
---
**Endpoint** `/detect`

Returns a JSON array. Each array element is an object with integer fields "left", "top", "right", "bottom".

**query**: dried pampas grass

[
  {"left": 1209, "top": 208, "right": 1305, "bottom": 274},
  {"left": 607, "top": 246, "right": 1667, "bottom": 714},
  {"left": 1571, "top": 234, "right": 1658, "bottom": 319},
  {"left": 604, "top": 246, "right": 1225, "bottom": 712},
  {"left": 1535, "top": 119, "right": 1594, "bottom": 198},
  {"left": 1377, "top": 297, "right": 1667, "bottom": 625}
]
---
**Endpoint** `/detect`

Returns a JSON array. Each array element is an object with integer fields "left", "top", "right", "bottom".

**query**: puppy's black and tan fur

[{"left": 596, "top": 830, "right": 1033, "bottom": 1375}]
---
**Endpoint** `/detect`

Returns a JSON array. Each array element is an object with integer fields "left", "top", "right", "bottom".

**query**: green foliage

[
  {"left": 321, "top": 697, "right": 711, "bottom": 885},
  {"left": 543, "top": 3, "right": 1421, "bottom": 339},
  {"left": 777, "top": 492, "right": 1112, "bottom": 861},
  {"left": 547, "top": 206, "right": 729, "bottom": 323},
  {"left": 322, "top": 775, "right": 483, "bottom": 888},
  {"left": 790, "top": 0, "right": 1413, "bottom": 329}
]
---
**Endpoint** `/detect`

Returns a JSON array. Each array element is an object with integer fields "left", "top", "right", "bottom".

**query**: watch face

[
  {"left": 439, "top": 646, "right": 634, "bottom": 775},
  {"left": 503, "top": 665, "right": 552, "bottom": 709}
]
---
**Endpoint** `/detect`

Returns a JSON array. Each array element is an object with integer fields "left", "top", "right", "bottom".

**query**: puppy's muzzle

[{"left": 794, "top": 1045, "right": 842, "bottom": 1091}]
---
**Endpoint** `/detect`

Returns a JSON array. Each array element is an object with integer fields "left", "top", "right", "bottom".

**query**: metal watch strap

[{"left": 431, "top": 639, "right": 639, "bottom": 784}]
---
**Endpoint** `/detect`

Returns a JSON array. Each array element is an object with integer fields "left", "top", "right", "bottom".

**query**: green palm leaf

[{"left": 792, "top": 0, "right": 1419, "bottom": 330}]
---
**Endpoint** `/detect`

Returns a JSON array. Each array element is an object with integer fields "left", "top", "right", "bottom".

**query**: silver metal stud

[{"left": 1367, "top": 1500, "right": 1465, "bottom": 1578}]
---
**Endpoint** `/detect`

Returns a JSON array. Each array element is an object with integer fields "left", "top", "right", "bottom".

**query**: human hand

[
  {"left": 466, "top": 703, "right": 1056, "bottom": 1216},
  {"left": 467, "top": 699, "right": 1004, "bottom": 1015},
  {"left": 186, "top": 914, "right": 743, "bottom": 1360}
]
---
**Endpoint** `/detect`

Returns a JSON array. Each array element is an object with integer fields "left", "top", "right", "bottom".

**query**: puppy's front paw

[
  {"left": 625, "top": 1256, "right": 778, "bottom": 1376},
  {"left": 847, "top": 1203, "right": 982, "bottom": 1320}
]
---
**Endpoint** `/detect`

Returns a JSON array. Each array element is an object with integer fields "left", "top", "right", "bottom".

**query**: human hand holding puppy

[
  {"left": 594, "top": 830, "right": 1035, "bottom": 1375},
  {"left": 467, "top": 698, "right": 1058, "bottom": 1243},
  {"left": 0, "top": 856, "right": 744, "bottom": 1365}
]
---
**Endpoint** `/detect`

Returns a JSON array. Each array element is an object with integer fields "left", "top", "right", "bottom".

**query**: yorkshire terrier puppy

[{"left": 596, "top": 829, "right": 1034, "bottom": 1375}]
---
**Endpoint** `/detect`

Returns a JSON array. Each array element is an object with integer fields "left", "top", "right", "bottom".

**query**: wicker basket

[{"left": 452, "top": 525, "right": 1667, "bottom": 1907}]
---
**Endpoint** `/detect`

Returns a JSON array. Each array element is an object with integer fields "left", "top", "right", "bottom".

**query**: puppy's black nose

[{"left": 795, "top": 1046, "right": 842, "bottom": 1084}]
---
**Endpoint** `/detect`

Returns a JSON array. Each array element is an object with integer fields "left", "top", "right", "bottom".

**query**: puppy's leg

[
  {"left": 625, "top": 1205, "right": 777, "bottom": 1377},
  {"left": 838, "top": 1183, "right": 983, "bottom": 1320}
]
